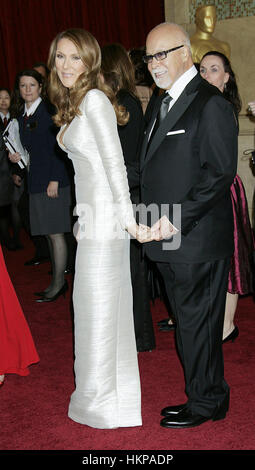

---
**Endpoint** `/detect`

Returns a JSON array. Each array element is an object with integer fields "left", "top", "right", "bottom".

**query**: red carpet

[{"left": 1, "top": 231, "right": 255, "bottom": 453}]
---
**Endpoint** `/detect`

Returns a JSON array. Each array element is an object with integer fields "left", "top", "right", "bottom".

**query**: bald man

[{"left": 140, "top": 23, "right": 238, "bottom": 428}]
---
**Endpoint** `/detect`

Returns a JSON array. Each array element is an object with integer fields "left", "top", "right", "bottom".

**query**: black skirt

[{"left": 29, "top": 186, "right": 71, "bottom": 235}]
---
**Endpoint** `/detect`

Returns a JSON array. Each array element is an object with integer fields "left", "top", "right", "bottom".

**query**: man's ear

[
  {"left": 181, "top": 45, "right": 189, "bottom": 62},
  {"left": 181, "top": 45, "right": 192, "bottom": 65}
]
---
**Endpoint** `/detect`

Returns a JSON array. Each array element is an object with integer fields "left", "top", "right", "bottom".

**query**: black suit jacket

[
  {"left": 0, "top": 130, "right": 14, "bottom": 206},
  {"left": 140, "top": 74, "right": 238, "bottom": 263},
  {"left": 18, "top": 101, "right": 69, "bottom": 194}
]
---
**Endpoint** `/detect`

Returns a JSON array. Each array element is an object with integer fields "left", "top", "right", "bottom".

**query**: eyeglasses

[{"left": 143, "top": 45, "right": 184, "bottom": 64}]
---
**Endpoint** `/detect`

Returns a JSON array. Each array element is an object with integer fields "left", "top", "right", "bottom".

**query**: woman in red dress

[{"left": 0, "top": 245, "right": 39, "bottom": 385}]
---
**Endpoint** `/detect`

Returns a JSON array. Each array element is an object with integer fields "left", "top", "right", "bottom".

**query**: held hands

[
  {"left": 150, "top": 215, "right": 179, "bottom": 241},
  {"left": 126, "top": 222, "right": 154, "bottom": 243},
  {"left": 127, "top": 216, "right": 178, "bottom": 243}
]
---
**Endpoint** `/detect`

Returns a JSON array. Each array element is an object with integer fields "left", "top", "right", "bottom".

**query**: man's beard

[{"left": 151, "top": 67, "right": 172, "bottom": 89}]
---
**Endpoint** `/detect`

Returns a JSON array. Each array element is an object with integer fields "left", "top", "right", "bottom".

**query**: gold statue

[{"left": 190, "top": 5, "right": 230, "bottom": 63}]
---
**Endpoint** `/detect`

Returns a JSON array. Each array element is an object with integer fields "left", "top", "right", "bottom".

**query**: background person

[
  {"left": 0, "top": 125, "right": 15, "bottom": 250},
  {"left": 200, "top": 51, "right": 255, "bottom": 343},
  {"left": 248, "top": 100, "right": 255, "bottom": 116},
  {"left": 101, "top": 43, "right": 155, "bottom": 352},
  {"left": 1, "top": 87, "right": 24, "bottom": 250},
  {"left": 9, "top": 69, "right": 71, "bottom": 302},
  {"left": 128, "top": 47, "right": 154, "bottom": 114}
]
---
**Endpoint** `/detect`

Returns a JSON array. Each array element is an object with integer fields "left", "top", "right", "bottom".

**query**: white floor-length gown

[{"left": 57, "top": 89, "right": 142, "bottom": 429}]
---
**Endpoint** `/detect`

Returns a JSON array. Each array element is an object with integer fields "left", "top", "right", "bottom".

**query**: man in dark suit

[{"left": 140, "top": 22, "right": 238, "bottom": 428}]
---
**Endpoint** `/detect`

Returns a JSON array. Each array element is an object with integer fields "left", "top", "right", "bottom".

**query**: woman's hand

[
  {"left": 151, "top": 215, "right": 179, "bottom": 241},
  {"left": 12, "top": 174, "right": 22, "bottom": 187},
  {"left": 9, "top": 152, "right": 21, "bottom": 163},
  {"left": 47, "top": 181, "right": 59, "bottom": 198},
  {"left": 126, "top": 221, "right": 155, "bottom": 243}
]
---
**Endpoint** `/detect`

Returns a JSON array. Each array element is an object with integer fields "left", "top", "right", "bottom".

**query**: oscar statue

[{"left": 190, "top": 5, "right": 230, "bottom": 63}]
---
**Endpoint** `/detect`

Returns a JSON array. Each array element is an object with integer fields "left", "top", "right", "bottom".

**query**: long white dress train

[{"left": 57, "top": 89, "right": 142, "bottom": 429}]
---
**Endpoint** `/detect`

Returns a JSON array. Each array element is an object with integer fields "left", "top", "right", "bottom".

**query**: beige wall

[
  {"left": 164, "top": 1, "right": 255, "bottom": 112},
  {"left": 187, "top": 16, "right": 255, "bottom": 115},
  {"left": 164, "top": 0, "right": 255, "bottom": 224}
]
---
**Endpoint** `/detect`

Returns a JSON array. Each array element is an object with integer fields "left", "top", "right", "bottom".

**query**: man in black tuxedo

[{"left": 140, "top": 22, "right": 238, "bottom": 428}]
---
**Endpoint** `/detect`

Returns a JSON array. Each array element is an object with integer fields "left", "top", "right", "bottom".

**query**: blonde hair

[{"left": 47, "top": 28, "right": 128, "bottom": 126}]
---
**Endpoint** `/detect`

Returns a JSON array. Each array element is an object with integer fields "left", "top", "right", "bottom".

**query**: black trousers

[
  {"left": 157, "top": 257, "right": 230, "bottom": 418},
  {"left": 130, "top": 239, "right": 155, "bottom": 352}
]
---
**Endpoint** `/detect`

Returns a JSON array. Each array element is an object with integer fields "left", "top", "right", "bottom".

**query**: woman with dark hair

[
  {"left": 9, "top": 69, "right": 71, "bottom": 302},
  {"left": 101, "top": 43, "right": 155, "bottom": 352},
  {"left": 33, "top": 62, "right": 50, "bottom": 79},
  {"left": 0, "top": 88, "right": 11, "bottom": 128},
  {"left": 129, "top": 47, "right": 154, "bottom": 113},
  {"left": 200, "top": 50, "right": 242, "bottom": 113},
  {"left": 48, "top": 28, "right": 152, "bottom": 429},
  {"left": 200, "top": 51, "right": 254, "bottom": 343},
  {"left": 0, "top": 87, "right": 24, "bottom": 251}
]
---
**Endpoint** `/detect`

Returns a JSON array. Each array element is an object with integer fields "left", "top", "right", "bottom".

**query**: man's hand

[{"left": 151, "top": 215, "right": 179, "bottom": 241}]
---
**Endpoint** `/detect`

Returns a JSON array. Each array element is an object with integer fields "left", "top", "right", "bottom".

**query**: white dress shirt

[
  {"left": 23, "top": 97, "right": 42, "bottom": 116},
  {"left": 150, "top": 66, "right": 198, "bottom": 238},
  {"left": 0, "top": 111, "right": 10, "bottom": 122},
  {"left": 149, "top": 65, "right": 198, "bottom": 139},
  {"left": 167, "top": 65, "right": 198, "bottom": 109}
]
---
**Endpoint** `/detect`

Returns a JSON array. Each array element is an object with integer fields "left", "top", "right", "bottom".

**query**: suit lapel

[
  {"left": 141, "top": 74, "right": 201, "bottom": 170},
  {"left": 140, "top": 94, "right": 163, "bottom": 166}
]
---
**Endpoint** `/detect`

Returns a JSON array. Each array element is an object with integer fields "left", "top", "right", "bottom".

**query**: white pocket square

[{"left": 167, "top": 129, "right": 185, "bottom": 135}]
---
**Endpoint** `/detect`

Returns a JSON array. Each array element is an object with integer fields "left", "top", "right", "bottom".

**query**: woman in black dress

[
  {"left": 200, "top": 51, "right": 254, "bottom": 342},
  {"left": 101, "top": 43, "right": 155, "bottom": 351}
]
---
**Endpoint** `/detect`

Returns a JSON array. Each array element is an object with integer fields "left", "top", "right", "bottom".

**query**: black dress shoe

[
  {"left": 14, "top": 243, "right": 24, "bottom": 250},
  {"left": 34, "top": 291, "right": 46, "bottom": 296},
  {"left": 161, "top": 403, "right": 187, "bottom": 416},
  {"left": 157, "top": 318, "right": 169, "bottom": 326},
  {"left": 3, "top": 241, "right": 17, "bottom": 251},
  {"left": 48, "top": 267, "right": 74, "bottom": 275},
  {"left": 36, "top": 280, "right": 68, "bottom": 303},
  {"left": 4, "top": 240, "right": 24, "bottom": 250},
  {"left": 160, "top": 407, "right": 226, "bottom": 429},
  {"left": 222, "top": 326, "right": 239, "bottom": 343},
  {"left": 159, "top": 323, "right": 176, "bottom": 331},
  {"left": 24, "top": 256, "right": 49, "bottom": 266}
]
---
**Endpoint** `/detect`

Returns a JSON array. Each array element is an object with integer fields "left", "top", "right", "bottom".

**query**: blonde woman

[{"left": 48, "top": 28, "right": 152, "bottom": 429}]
